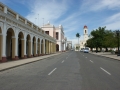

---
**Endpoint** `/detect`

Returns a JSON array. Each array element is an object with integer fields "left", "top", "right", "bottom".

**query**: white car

[{"left": 83, "top": 48, "right": 89, "bottom": 53}]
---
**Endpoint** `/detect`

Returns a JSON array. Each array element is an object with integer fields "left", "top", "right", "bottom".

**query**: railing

[
  {"left": 19, "top": 16, "right": 25, "bottom": 23},
  {"left": 0, "top": 2, "right": 56, "bottom": 42},
  {"left": 27, "top": 21, "right": 31, "bottom": 27},
  {"left": 7, "top": 9, "right": 16, "bottom": 18}
]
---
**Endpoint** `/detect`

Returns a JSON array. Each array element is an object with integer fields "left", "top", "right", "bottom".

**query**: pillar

[
  {"left": 40, "top": 39, "right": 41, "bottom": 55},
  {"left": 2, "top": 34, "right": 7, "bottom": 62},
  {"left": 49, "top": 41, "right": 51, "bottom": 54},
  {"left": 21, "top": 39, "right": 24, "bottom": 58},
  {"left": 24, "top": 38, "right": 27, "bottom": 58},
  {"left": 28, "top": 40, "right": 32, "bottom": 57},
  {"left": 43, "top": 39, "right": 45, "bottom": 54},
  {"left": 0, "top": 34, "right": 2, "bottom": 61}
]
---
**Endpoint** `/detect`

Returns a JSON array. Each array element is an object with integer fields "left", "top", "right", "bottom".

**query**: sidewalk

[
  {"left": 90, "top": 52, "right": 120, "bottom": 61},
  {"left": 0, "top": 52, "right": 62, "bottom": 72}
]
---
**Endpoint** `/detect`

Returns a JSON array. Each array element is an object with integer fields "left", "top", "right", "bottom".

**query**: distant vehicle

[
  {"left": 83, "top": 47, "right": 89, "bottom": 53},
  {"left": 80, "top": 48, "right": 84, "bottom": 52},
  {"left": 71, "top": 49, "right": 73, "bottom": 51}
]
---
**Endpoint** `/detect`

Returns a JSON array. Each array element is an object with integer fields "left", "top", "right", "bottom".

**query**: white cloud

[
  {"left": 105, "top": 21, "right": 120, "bottom": 30},
  {"left": 80, "top": 0, "right": 120, "bottom": 12},
  {"left": 25, "top": 0, "right": 68, "bottom": 26},
  {"left": 104, "top": 13, "right": 120, "bottom": 30},
  {"left": 105, "top": 13, "right": 120, "bottom": 23}
]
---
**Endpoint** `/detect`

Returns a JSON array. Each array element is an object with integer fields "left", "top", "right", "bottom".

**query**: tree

[
  {"left": 87, "top": 26, "right": 117, "bottom": 52},
  {"left": 76, "top": 33, "right": 80, "bottom": 45}
]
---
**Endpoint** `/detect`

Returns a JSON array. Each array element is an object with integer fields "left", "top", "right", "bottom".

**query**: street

[{"left": 0, "top": 51, "right": 120, "bottom": 90}]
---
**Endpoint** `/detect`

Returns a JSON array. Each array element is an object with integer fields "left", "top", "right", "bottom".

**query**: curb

[
  {"left": 0, "top": 53, "right": 62, "bottom": 72},
  {"left": 90, "top": 53, "right": 120, "bottom": 61}
]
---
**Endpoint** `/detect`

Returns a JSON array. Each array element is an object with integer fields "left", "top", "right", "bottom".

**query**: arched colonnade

[{"left": 0, "top": 27, "right": 56, "bottom": 62}]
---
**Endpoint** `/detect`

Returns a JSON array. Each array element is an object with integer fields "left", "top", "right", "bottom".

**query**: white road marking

[
  {"left": 48, "top": 68, "right": 57, "bottom": 75},
  {"left": 90, "top": 60, "right": 94, "bottom": 63},
  {"left": 61, "top": 60, "right": 64, "bottom": 63},
  {"left": 100, "top": 67, "right": 111, "bottom": 75}
]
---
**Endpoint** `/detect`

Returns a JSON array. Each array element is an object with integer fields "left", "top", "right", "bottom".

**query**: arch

[
  {"left": 6, "top": 28, "right": 15, "bottom": 60},
  {"left": 56, "top": 44, "right": 59, "bottom": 51},
  {"left": 26, "top": 34, "right": 31, "bottom": 57},
  {"left": 18, "top": 32, "right": 24, "bottom": 58},
  {"left": 0, "top": 27, "right": 2, "bottom": 60},
  {"left": 33, "top": 36, "right": 36, "bottom": 56},
  {"left": 0, "top": 27, "right": 2, "bottom": 33}
]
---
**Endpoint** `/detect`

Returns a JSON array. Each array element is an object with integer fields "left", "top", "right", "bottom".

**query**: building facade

[
  {"left": 0, "top": 2, "right": 56, "bottom": 62},
  {"left": 41, "top": 21, "right": 67, "bottom": 52},
  {"left": 66, "top": 41, "right": 72, "bottom": 50},
  {"left": 80, "top": 25, "right": 89, "bottom": 49}
]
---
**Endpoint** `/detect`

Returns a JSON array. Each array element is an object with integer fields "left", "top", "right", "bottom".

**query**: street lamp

[{"left": 116, "top": 30, "right": 120, "bottom": 56}]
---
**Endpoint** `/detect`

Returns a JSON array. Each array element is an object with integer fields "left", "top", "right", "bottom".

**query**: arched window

[{"left": 85, "top": 30, "right": 86, "bottom": 34}]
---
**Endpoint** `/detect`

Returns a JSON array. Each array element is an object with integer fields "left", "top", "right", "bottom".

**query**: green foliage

[
  {"left": 86, "top": 26, "right": 117, "bottom": 49},
  {"left": 76, "top": 46, "right": 79, "bottom": 50},
  {"left": 76, "top": 33, "right": 80, "bottom": 38}
]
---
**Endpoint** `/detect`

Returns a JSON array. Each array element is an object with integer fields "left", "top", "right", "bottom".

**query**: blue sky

[{"left": 1, "top": 0, "right": 120, "bottom": 45}]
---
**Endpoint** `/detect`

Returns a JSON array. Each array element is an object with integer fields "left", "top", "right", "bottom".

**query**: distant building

[
  {"left": 80, "top": 25, "right": 89, "bottom": 50},
  {"left": 41, "top": 21, "right": 67, "bottom": 52},
  {"left": 66, "top": 41, "right": 72, "bottom": 50},
  {"left": 74, "top": 44, "right": 80, "bottom": 51}
]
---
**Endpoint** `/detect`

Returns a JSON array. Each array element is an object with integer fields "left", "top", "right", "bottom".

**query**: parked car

[
  {"left": 80, "top": 48, "right": 84, "bottom": 52},
  {"left": 83, "top": 48, "right": 89, "bottom": 53}
]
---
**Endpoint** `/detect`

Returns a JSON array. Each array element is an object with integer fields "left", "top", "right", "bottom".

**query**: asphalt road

[{"left": 0, "top": 51, "right": 120, "bottom": 90}]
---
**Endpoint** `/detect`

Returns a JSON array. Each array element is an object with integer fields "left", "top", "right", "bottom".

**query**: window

[
  {"left": 56, "top": 32, "right": 59, "bottom": 40},
  {"left": 45, "top": 31, "right": 49, "bottom": 35}
]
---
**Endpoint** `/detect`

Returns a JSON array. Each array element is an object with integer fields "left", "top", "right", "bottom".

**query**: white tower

[{"left": 83, "top": 25, "right": 88, "bottom": 41}]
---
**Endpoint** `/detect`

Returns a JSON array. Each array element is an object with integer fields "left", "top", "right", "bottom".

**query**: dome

[{"left": 84, "top": 25, "right": 87, "bottom": 29}]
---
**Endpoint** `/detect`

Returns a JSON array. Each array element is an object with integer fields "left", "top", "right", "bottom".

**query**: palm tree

[
  {"left": 76, "top": 33, "right": 80, "bottom": 44},
  {"left": 76, "top": 33, "right": 80, "bottom": 50}
]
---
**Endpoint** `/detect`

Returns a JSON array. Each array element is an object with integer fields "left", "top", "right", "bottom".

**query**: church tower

[{"left": 83, "top": 25, "right": 88, "bottom": 41}]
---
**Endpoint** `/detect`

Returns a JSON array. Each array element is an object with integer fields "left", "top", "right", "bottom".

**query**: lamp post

[{"left": 116, "top": 30, "right": 120, "bottom": 56}]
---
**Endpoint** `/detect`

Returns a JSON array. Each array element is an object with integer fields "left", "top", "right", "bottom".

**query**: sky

[{"left": 1, "top": 0, "right": 120, "bottom": 46}]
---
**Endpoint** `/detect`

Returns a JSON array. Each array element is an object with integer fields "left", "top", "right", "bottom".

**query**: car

[
  {"left": 80, "top": 48, "right": 84, "bottom": 52},
  {"left": 83, "top": 48, "right": 89, "bottom": 53}
]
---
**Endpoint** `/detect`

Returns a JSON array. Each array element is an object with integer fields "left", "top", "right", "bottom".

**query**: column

[
  {"left": 43, "top": 39, "right": 45, "bottom": 54},
  {"left": 12, "top": 36, "right": 16, "bottom": 60},
  {"left": 21, "top": 39, "right": 24, "bottom": 58},
  {"left": 28, "top": 40, "right": 31, "bottom": 57},
  {"left": 51, "top": 42, "right": 53, "bottom": 53},
  {"left": 49, "top": 41, "right": 51, "bottom": 54},
  {"left": 15, "top": 36, "right": 18, "bottom": 59},
  {"left": 24, "top": 38, "right": 27, "bottom": 58},
  {"left": 2, "top": 25, "right": 7, "bottom": 62},
  {"left": 48, "top": 41, "right": 49, "bottom": 54},
  {"left": 46, "top": 40, "right": 48, "bottom": 54},
  {"left": 0, "top": 34, "right": 2, "bottom": 61},
  {"left": 40, "top": 39, "right": 41, "bottom": 55},
  {"left": 36, "top": 41, "right": 39, "bottom": 56},
  {"left": 53, "top": 43, "right": 55, "bottom": 53}
]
